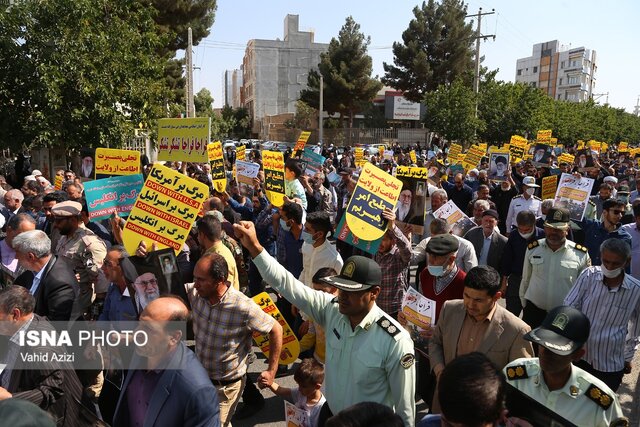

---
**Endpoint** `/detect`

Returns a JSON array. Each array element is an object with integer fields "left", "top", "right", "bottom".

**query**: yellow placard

[
  {"left": 207, "top": 141, "right": 226, "bottom": 192},
  {"left": 550, "top": 137, "right": 558, "bottom": 144},
  {"left": 619, "top": 142, "right": 628, "bottom": 152},
  {"left": 354, "top": 147, "right": 367, "bottom": 167},
  {"left": 294, "top": 131, "right": 311, "bottom": 153},
  {"left": 252, "top": 292, "right": 300, "bottom": 365},
  {"left": 122, "top": 164, "right": 207, "bottom": 255},
  {"left": 94, "top": 148, "right": 140, "bottom": 178},
  {"left": 395, "top": 166, "right": 429, "bottom": 180},
  {"left": 379, "top": 146, "right": 385, "bottom": 157},
  {"left": 54, "top": 175, "right": 63, "bottom": 190},
  {"left": 536, "top": 129, "right": 552, "bottom": 143},
  {"left": 410, "top": 150, "right": 417, "bottom": 164},
  {"left": 510, "top": 135, "right": 527, "bottom": 146},
  {"left": 236, "top": 145, "right": 246, "bottom": 161},
  {"left": 577, "top": 140, "right": 585, "bottom": 149},
  {"left": 541, "top": 175, "right": 558, "bottom": 200},
  {"left": 263, "top": 150, "right": 286, "bottom": 207},
  {"left": 448, "top": 143, "right": 462, "bottom": 161},
  {"left": 157, "top": 117, "right": 210, "bottom": 163},
  {"left": 558, "top": 153, "right": 575, "bottom": 165},
  {"left": 463, "top": 146, "right": 485, "bottom": 168},
  {"left": 345, "top": 163, "right": 402, "bottom": 241}
]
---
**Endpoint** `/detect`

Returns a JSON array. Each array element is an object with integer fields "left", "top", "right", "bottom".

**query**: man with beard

[{"left": 133, "top": 272, "right": 161, "bottom": 313}]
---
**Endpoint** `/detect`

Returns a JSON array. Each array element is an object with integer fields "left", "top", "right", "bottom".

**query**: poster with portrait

[
  {"left": 127, "top": 248, "right": 185, "bottom": 313},
  {"left": 531, "top": 143, "right": 552, "bottom": 166},
  {"left": 394, "top": 166, "right": 429, "bottom": 236},
  {"left": 432, "top": 200, "right": 476, "bottom": 237},
  {"left": 78, "top": 148, "right": 96, "bottom": 182},
  {"left": 489, "top": 152, "right": 510, "bottom": 181},
  {"left": 553, "top": 173, "right": 595, "bottom": 222},
  {"left": 575, "top": 149, "right": 595, "bottom": 171}
]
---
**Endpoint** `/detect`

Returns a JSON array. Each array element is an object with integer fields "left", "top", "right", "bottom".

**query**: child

[
  {"left": 284, "top": 158, "right": 308, "bottom": 209},
  {"left": 299, "top": 268, "right": 339, "bottom": 364},
  {"left": 267, "top": 358, "right": 326, "bottom": 427}
]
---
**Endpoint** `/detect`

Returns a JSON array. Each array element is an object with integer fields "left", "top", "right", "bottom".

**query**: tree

[
  {"left": 382, "top": 0, "right": 474, "bottom": 103},
  {"left": 152, "top": 0, "right": 218, "bottom": 53},
  {"left": 300, "top": 16, "right": 382, "bottom": 127},
  {"left": 0, "top": 0, "right": 167, "bottom": 150},
  {"left": 194, "top": 88, "right": 214, "bottom": 118},
  {"left": 285, "top": 100, "right": 317, "bottom": 129},
  {"left": 424, "top": 79, "right": 484, "bottom": 143}
]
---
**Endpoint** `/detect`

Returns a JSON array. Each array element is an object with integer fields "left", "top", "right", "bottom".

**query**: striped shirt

[
  {"left": 564, "top": 266, "right": 640, "bottom": 372},
  {"left": 187, "top": 284, "right": 275, "bottom": 381}
]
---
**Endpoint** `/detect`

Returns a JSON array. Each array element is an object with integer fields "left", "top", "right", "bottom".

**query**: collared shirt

[
  {"left": 204, "top": 241, "right": 239, "bottom": 290},
  {"left": 506, "top": 195, "right": 541, "bottom": 231},
  {"left": 187, "top": 285, "right": 275, "bottom": 381},
  {"left": 579, "top": 219, "right": 633, "bottom": 266},
  {"left": 253, "top": 250, "right": 415, "bottom": 427},
  {"left": 456, "top": 304, "right": 497, "bottom": 356},
  {"left": 299, "top": 239, "right": 343, "bottom": 287},
  {"left": 99, "top": 283, "right": 137, "bottom": 323},
  {"left": 564, "top": 267, "right": 640, "bottom": 371},
  {"left": 374, "top": 225, "right": 412, "bottom": 315},
  {"left": 0, "top": 240, "right": 17, "bottom": 273},
  {"left": 1, "top": 316, "right": 34, "bottom": 388},
  {"left": 621, "top": 223, "right": 640, "bottom": 280},
  {"left": 504, "top": 358, "right": 625, "bottom": 427},
  {"left": 434, "top": 264, "right": 459, "bottom": 295},
  {"left": 520, "top": 239, "right": 591, "bottom": 310},
  {"left": 29, "top": 261, "right": 48, "bottom": 296},
  {"left": 478, "top": 232, "right": 493, "bottom": 266}
]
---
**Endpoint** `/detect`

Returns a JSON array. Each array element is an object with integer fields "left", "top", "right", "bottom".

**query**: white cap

[
  {"left": 31, "top": 169, "right": 42, "bottom": 176},
  {"left": 603, "top": 176, "right": 618, "bottom": 185},
  {"left": 469, "top": 168, "right": 479, "bottom": 175},
  {"left": 24, "top": 175, "right": 36, "bottom": 182},
  {"left": 522, "top": 176, "right": 540, "bottom": 188}
]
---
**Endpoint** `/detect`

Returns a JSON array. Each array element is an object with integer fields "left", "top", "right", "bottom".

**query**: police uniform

[
  {"left": 506, "top": 194, "right": 542, "bottom": 231},
  {"left": 53, "top": 201, "right": 108, "bottom": 318},
  {"left": 505, "top": 357, "right": 627, "bottom": 426},
  {"left": 253, "top": 252, "right": 416, "bottom": 427},
  {"left": 520, "top": 237, "right": 590, "bottom": 311}
]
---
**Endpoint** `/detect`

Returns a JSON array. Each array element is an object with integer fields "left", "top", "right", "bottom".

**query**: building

[
  {"left": 242, "top": 14, "right": 328, "bottom": 136},
  {"left": 224, "top": 69, "right": 243, "bottom": 109},
  {"left": 515, "top": 40, "right": 597, "bottom": 103}
]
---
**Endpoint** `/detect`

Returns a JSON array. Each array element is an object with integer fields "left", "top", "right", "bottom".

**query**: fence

[{"left": 266, "top": 127, "right": 429, "bottom": 147}]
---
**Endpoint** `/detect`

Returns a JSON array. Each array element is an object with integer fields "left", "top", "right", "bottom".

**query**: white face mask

[
  {"left": 525, "top": 188, "right": 536, "bottom": 196},
  {"left": 519, "top": 231, "right": 534, "bottom": 240},
  {"left": 601, "top": 265, "right": 623, "bottom": 279}
]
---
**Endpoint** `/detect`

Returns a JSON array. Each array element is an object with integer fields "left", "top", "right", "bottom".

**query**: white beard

[{"left": 396, "top": 204, "right": 410, "bottom": 221}]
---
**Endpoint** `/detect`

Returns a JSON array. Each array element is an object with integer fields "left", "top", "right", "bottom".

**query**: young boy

[
  {"left": 299, "top": 267, "right": 339, "bottom": 363},
  {"left": 267, "top": 358, "right": 326, "bottom": 427},
  {"left": 284, "top": 158, "right": 308, "bottom": 209}
]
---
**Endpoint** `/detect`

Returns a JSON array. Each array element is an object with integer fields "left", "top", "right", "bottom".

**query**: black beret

[{"left": 426, "top": 234, "right": 459, "bottom": 255}]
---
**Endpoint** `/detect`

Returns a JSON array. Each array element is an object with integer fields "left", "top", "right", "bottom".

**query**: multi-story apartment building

[{"left": 224, "top": 69, "right": 243, "bottom": 109}]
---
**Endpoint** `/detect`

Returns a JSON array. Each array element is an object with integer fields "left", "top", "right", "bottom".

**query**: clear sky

[{"left": 191, "top": 0, "right": 640, "bottom": 113}]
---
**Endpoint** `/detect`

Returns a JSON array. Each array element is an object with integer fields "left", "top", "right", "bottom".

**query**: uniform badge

[
  {"left": 377, "top": 317, "right": 400, "bottom": 338},
  {"left": 570, "top": 385, "right": 579, "bottom": 396},
  {"left": 610, "top": 417, "right": 630, "bottom": 427},
  {"left": 528, "top": 240, "right": 539, "bottom": 250},
  {"left": 551, "top": 313, "right": 569, "bottom": 331},
  {"left": 400, "top": 353, "right": 414, "bottom": 369},
  {"left": 506, "top": 365, "right": 528, "bottom": 380},
  {"left": 586, "top": 384, "right": 614, "bottom": 410},
  {"left": 343, "top": 261, "right": 356, "bottom": 278}
]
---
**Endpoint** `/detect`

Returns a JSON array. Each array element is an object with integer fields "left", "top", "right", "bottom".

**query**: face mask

[
  {"left": 519, "top": 231, "right": 534, "bottom": 240},
  {"left": 525, "top": 188, "right": 536, "bottom": 196},
  {"left": 601, "top": 265, "right": 623, "bottom": 278},
  {"left": 427, "top": 264, "right": 445, "bottom": 277},
  {"left": 301, "top": 231, "right": 315, "bottom": 245},
  {"left": 279, "top": 218, "right": 290, "bottom": 232}
]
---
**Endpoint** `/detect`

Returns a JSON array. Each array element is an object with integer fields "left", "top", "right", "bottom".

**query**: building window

[
  {"left": 533, "top": 66, "right": 538, "bottom": 73},
  {"left": 517, "top": 69, "right": 522, "bottom": 76},
  {"left": 559, "top": 78, "right": 563, "bottom": 85},
  {"left": 561, "top": 61, "right": 565, "bottom": 69}
]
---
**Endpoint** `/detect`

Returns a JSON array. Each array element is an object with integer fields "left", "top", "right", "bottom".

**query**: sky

[{"left": 191, "top": 0, "right": 640, "bottom": 113}]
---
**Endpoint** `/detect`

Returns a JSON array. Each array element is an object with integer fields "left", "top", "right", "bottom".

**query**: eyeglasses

[
  {"left": 136, "top": 278, "right": 158, "bottom": 287},
  {"left": 609, "top": 210, "right": 625, "bottom": 216}
]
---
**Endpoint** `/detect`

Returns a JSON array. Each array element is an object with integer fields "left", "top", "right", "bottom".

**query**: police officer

[
  {"left": 520, "top": 207, "right": 590, "bottom": 330},
  {"left": 51, "top": 200, "right": 108, "bottom": 319},
  {"left": 504, "top": 306, "right": 628, "bottom": 427},
  {"left": 505, "top": 176, "right": 542, "bottom": 233},
  {"left": 233, "top": 220, "right": 416, "bottom": 427}
]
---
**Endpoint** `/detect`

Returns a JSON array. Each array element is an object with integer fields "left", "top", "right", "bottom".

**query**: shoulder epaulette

[
  {"left": 575, "top": 244, "right": 588, "bottom": 253},
  {"left": 377, "top": 317, "right": 400, "bottom": 338},
  {"left": 528, "top": 240, "right": 539, "bottom": 250},
  {"left": 512, "top": 195, "right": 523, "bottom": 199},
  {"left": 588, "top": 200, "right": 596, "bottom": 206},
  {"left": 506, "top": 365, "right": 529, "bottom": 380},
  {"left": 585, "top": 384, "right": 614, "bottom": 410},
  {"left": 533, "top": 196, "right": 541, "bottom": 200}
]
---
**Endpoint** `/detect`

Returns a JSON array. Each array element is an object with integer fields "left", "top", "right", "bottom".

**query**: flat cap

[
  {"left": 482, "top": 209, "right": 499, "bottom": 220},
  {"left": 51, "top": 200, "right": 82, "bottom": 217},
  {"left": 426, "top": 234, "right": 459, "bottom": 255}
]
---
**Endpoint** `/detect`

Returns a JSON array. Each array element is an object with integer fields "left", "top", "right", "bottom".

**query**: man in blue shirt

[{"left": 441, "top": 173, "right": 474, "bottom": 211}]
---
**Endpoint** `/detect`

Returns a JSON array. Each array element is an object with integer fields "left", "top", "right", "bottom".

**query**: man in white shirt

[
  {"left": 299, "top": 211, "right": 343, "bottom": 287},
  {"left": 621, "top": 203, "right": 640, "bottom": 280},
  {"left": 412, "top": 218, "right": 477, "bottom": 273}
]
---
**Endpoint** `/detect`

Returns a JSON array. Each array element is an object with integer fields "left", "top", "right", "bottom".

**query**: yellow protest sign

[
  {"left": 395, "top": 166, "right": 429, "bottom": 180},
  {"left": 410, "top": 150, "right": 417, "bottom": 164},
  {"left": 54, "top": 175, "right": 63, "bottom": 190},
  {"left": 462, "top": 145, "right": 485, "bottom": 170},
  {"left": 541, "top": 175, "right": 558, "bottom": 200},
  {"left": 236, "top": 145, "right": 246, "bottom": 161},
  {"left": 252, "top": 292, "right": 300, "bottom": 365},
  {"left": 536, "top": 129, "right": 552, "bottom": 143},
  {"left": 95, "top": 148, "right": 141, "bottom": 179},
  {"left": 354, "top": 147, "right": 366, "bottom": 167},
  {"left": 345, "top": 163, "right": 402, "bottom": 241},
  {"left": 294, "top": 131, "right": 311, "bottom": 153},
  {"left": 207, "top": 141, "right": 226, "bottom": 192},
  {"left": 122, "top": 164, "right": 207, "bottom": 255},
  {"left": 157, "top": 117, "right": 210, "bottom": 163},
  {"left": 558, "top": 153, "right": 575, "bottom": 165},
  {"left": 379, "top": 146, "right": 385, "bottom": 157},
  {"left": 263, "top": 150, "right": 286, "bottom": 207},
  {"left": 448, "top": 143, "right": 462, "bottom": 161},
  {"left": 550, "top": 137, "right": 558, "bottom": 144},
  {"left": 510, "top": 135, "right": 527, "bottom": 146},
  {"left": 577, "top": 140, "right": 585, "bottom": 149}
]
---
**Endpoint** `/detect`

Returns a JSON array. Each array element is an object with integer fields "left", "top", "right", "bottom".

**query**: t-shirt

[{"left": 290, "top": 388, "right": 326, "bottom": 427}]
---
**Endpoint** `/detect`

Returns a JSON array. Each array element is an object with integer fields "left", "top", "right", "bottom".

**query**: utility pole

[
  {"left": 634, "top": 96, "right": 640, "bottom": 117},
  {"left": 319, "top": 74, "right": 324, "bottom": 144},
  {"left": 185, "top": 27, "right": 195, "bottom": 118},
  {"left": 468, "top": 8, "right": 495, "bottom": 97}
]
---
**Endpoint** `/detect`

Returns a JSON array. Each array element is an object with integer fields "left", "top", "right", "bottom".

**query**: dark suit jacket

[
  {"left": 113, "top": 341, "right": 220, "bottom": 427},
  {"left": 463, "top": 226, "right": 508, "bottom": 272},
  {"left": 7, "top": 315, "right": 87, "bottom": 427},
  {"left": 15, "top": 256, "right": 78, "bottom": 322}
]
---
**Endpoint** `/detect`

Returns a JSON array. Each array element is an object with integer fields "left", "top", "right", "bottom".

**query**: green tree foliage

[
  {"left": 382, "top": 0, "right": 474, "bottom": 103},
  {"left": 0, "top": 0, "right": 167, "bottom": 150},
  {"left": 300, "top": 16, "right": 382, "bottom": 127},
  {"left": 152, "top": 0, "right": 217, "bottom": 53},
  {"left": 194, "top": 88, "right": 215, "bottom": 118},
  {"left": 284, "top": 100, "right": 317, "bottom": 130}
]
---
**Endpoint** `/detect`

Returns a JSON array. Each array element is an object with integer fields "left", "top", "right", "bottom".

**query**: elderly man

[
  {"left": 464, "top": 209, "right": 507, "bottom": 272},
  {"left": 0, "top": 189, "right": 24, "bottom": 229},
  {"left": 12, "top": 230, "right": 77, "bottom": 322},
  {"left": 1, "top": 214, "right": 36, "bottom": 285},
  {"left": 187, "top": 253, "right": 282, "bottom": 426},
  {"left": 565, "top": 238, "right": 640, "bottom": 391},
  {"left": 441, "top": 173, "right": 473, "bottom": 211},
  {"left": 413, "top": 218, "right": 477, "bottom": 274},
  {"left": 113, "top": 297, "right": 221, "bottom": 427},
  {"left": 422, "top": 189, "right": 448, "bottom": 239}
]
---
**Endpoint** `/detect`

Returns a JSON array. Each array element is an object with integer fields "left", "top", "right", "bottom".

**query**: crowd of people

[{"left": 0, "top": 139, "right": 637, "bottom": 427}]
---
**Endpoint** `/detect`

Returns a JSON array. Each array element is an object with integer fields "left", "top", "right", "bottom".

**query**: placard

[
  {"left": 345, "top": 163, "right": 402, "bottom": 241},
  {"left": 394, "top": 167, "right": 429, "bottom": 235},
  {"left": 536, "top": 129, "right": 552, "bottom": 143},
  {"left": 531, "top": 143, "right": 552, "bottom": 166},
  {"left": 236, "top": 145, "right": 246, "bottom": 161},
  {"left": 541, "top": 175, "right": 558, "bottom": 200},
  {"left": 122, "top": 164, "right": 207, "bottom": 254},
  {"left": 54, "top": 175, "right": 63, "bottom": 190},
  {"left": 263, "top": 150, "right": 286, "bottom": 207},
  {"left": 553, "top": 173, "right": 595, "bottom": 221},
  {"left": 448, "top": 143, "right": 462, "bottom": 160},
  {"left": 335, "top": 215, "right": 382, "bottom": 255},
  {"left": 84, "top": 174, "right": 144, "bottom": 221},
  {"left": 157, "top": 117, "right": 210, "bottom": 163},
  {"left": 94, "top": 148, "right": 140, "bottom": 179},
  {"left": 252, "top": 292, "right": 300, "bottom": 365},
  {"left": 235, "top": 160, "right": 260, "bottom": 186},
  {"left": 284, "top": 401, "right": 309, "bottom": 427},
  {"left": 433, "top": 200, "right": 476, "bottom": 237},
  {"left": 489, "top": 152, "right": 510, "bottom": 181},
  {"left": 301, "top": 148, "right": 326, "bottom": 177},
  {"left": 294, "top": 130, "right": 311, "bottom": 153},
  {"left": 354, "top": 147, "right": 366, "bottom": 167},
  {"left": 410, "top": 150, "right": 417, "bottom": 164},
  {"left": 207, "top": 141, "right": 226, "bottom": 192}
]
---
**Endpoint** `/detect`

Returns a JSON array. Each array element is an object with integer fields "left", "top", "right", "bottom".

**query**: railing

[{"left": 266, "top": 128, "right": 428, "bottom": 147}]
